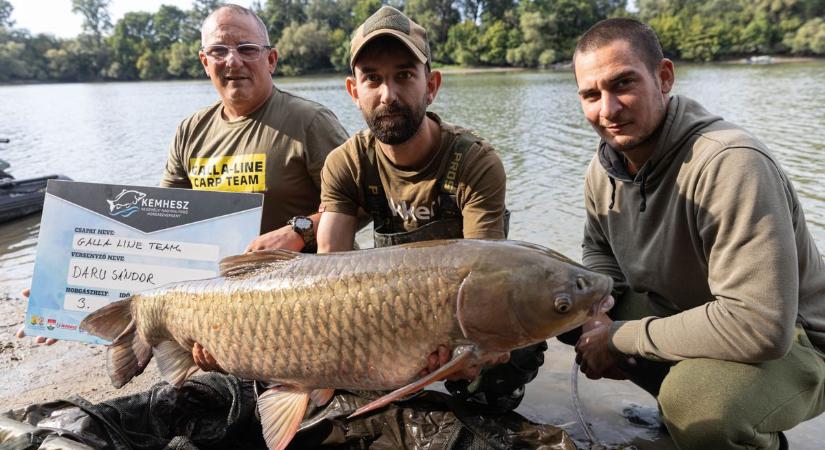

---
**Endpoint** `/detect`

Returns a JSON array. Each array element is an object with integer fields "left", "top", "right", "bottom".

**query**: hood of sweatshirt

[{"left": 597, "top": 95, "right": 723, "bottom": 211}]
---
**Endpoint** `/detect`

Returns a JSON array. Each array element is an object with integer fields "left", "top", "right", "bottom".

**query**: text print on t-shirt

[
  {"left": 387, "top": 197, "right": 437, "bottom": 224},
  {"left": 188, "top": 154, "right": 266, "bottom": 192}
]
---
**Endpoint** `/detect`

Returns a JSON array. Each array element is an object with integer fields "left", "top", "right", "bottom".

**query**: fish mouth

[{"left": 588, "top": 293, "right": 615, "bottom": 317}]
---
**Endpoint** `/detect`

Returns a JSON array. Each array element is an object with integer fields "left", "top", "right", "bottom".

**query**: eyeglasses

[{"left": 202, "top": 44, "right": 272, "bottom": 61}]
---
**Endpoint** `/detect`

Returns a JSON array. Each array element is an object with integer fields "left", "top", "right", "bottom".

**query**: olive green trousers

[{"left": 614, "top": 291, "right": 825, "bottom": 450}]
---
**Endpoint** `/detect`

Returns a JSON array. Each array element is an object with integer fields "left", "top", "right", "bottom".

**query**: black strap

[{"left": 361, "top": 142, "right": 393, "bottom": 231}]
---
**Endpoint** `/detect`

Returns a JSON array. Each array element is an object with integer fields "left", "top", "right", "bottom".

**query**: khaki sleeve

[
  {"left": 159, "top": 122, "right": 192, "bottom": 188},
  {"left": 582, "top": 158, "right": 628, "bottom": 298},
  {"left": 304, "top": 108, "right": 349, "bottom": 190},
  {"left": 456, "top": 143, "right": 506, "bottom": 239},
  {"left": 320, "top": 142, "right": 361, "bottom": 217},
  {"left": 610, "top": 148, "right": 799, "bottom": 363}
]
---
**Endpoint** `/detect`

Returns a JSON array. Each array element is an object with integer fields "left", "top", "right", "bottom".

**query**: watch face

[{"left": 294, "top": 217, "right": 312, "bottom": 230}]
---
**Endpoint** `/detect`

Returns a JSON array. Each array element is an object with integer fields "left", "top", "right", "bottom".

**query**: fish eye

[{"left": 554, "top": 294, "right": 572, "bottom": 313}]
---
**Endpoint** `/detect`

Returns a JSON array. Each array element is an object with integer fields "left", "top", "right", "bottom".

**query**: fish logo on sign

[{"left": 106, "top": 189, "right": 146, "bottom": 217}]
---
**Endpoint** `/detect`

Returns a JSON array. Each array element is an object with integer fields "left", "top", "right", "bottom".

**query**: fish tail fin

[
  {"left": 80, "top": 298, "right": 153, "bottom": 388},
  {"left": 154, "top": 341, "right": 200, "bottom": 388},
  {"left": 106, "top": 199, "right": 115, "bottom": 212}
]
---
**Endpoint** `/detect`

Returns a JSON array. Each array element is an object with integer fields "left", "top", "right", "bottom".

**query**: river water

[{"left": 1, "top": 62, "right": 824, "bottom": 448}]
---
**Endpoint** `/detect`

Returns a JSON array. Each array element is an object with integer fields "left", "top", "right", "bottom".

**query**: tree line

[{"left": 1, "top": 0, "right": 824, "bottom": 83}]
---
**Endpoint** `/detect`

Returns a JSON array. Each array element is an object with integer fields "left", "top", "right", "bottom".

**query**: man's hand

[
  {"left": 245, "top": 225, "right": 304, "bottom": 253},
  {"left": 575, "top": 316, "right": 634, "bottom": 380},
  {"left": 15, "top": 288, "right": 58, "bottom": 345},
  {"left": 417, "top": 344, "right": 509, "bottom": 380},
  {"left": 192, "top": 342, "right": 225, "bottom": 372}
]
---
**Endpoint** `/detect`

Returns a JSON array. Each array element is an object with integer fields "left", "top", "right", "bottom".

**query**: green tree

[
  {"left": 154, "top": 5, "right": 187, "bottom": 48},
  {"left": 480, "top": 0, "right": 517, "bottom": 23},
  {"left": 647, "top": 13, "right": 683, "bottom": 58},
  {"left": 72, "top": 0, "right": 112, "bottom": 44},
  {"left": 276, "top": 21, "right": 335, "bottom": 75},
  {"left": 168, "top": 40, "right": 204, "bottom": 78},
  {"left": 107, "top": 11, "right": 153, "bottom": 80},
  {"left": 260, "top": 0, "right": 308, "bottom": 43},
  {"left": 22, "top": 32, "right": 62, "bottom": 80},
  {"left": 136, "top": 48, "right": 167, "bottom": 79},
  {"left": 786, "top": 17, "right": 825, "bottom": 54},
  {"left": 507, "top": 11, "right": 556, "bottom": 67},
  {"left": 71, "top": 0, "right": 112, "bottom": 77},
  {"left": 330, "top": 28, "right": 352, "bottom": 72},
  {"left": 307, "top": 0, "right": 354, "bottom": 31},
  {"left": 478, "top": 20, "right": 513, "bottom": 65},
  {"left": 445, "top": 21, "right": 481, "bottom": 65},
  {"left": 405, "top": 0, "right": 462, "bottom": 60},
  {"left": 0, "top": 35, "right": 29, "bottom": 81},
  {"left": 0, "top": 0, "right": 13, "bottom": 28},
  {"left": 353, "top": 0, "right": 383, "bottom": 26}
]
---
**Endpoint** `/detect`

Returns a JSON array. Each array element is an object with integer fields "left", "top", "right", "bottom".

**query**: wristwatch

[{"left": 288, "top": 216, "right": 315, "bottom": 245}]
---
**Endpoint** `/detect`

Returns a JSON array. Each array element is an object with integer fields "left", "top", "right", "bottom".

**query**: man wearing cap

[{"left": 313, "top": 3, "right": 547, "bottom": 425}]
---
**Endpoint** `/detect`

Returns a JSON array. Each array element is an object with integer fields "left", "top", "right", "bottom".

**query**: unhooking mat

[{"left": 0, "top": 373, "right": 577, "bottom": 450}]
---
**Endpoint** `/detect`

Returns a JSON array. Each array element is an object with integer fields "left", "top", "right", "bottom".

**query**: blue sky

[{"left": 7, "top": 0, "right": 254, "bottom": 38}]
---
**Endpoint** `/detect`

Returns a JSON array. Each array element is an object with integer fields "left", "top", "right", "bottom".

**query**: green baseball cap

[{"left": 350, "top": 6, "right": 431, "bottom": 70}]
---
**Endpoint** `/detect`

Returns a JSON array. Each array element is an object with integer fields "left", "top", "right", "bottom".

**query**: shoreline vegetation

[
  {"left": 2, "top": 0, "right": 825, "bottom": 84},
  {"left": 1, "top": 56, "right": 823, "bottom": 87}
]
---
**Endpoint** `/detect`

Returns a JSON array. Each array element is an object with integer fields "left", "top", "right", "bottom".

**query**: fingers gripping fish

[{"left": 80, "top": 239, "right": 613, "bottom": 450}]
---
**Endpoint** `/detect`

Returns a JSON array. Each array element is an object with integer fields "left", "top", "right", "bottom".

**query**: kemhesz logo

[{"left": 106, "top": 189, "right": 146, "bottom": 217}]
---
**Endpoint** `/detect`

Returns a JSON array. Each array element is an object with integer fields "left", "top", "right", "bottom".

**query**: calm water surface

[
  {"left": 1, "top": 62, "right": 824, "bottom": 447},
  {"left": 1, "top": 62, "right": 822, "bottom": 290}
]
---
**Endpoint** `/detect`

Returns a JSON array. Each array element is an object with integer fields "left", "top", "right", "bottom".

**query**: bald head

[{"left": 201, "top": 4, "right": 269, "bottom": 47}]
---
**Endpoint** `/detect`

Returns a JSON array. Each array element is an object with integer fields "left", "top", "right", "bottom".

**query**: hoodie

[{"left": 583, "top": 95, "right": 825, "bottom": 363}]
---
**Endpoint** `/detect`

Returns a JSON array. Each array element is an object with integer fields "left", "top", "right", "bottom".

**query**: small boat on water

[{"left": 0, "top": 138, "right": 72, "bottom": 224}]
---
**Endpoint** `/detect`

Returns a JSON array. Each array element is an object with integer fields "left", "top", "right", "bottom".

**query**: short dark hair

[{"left": 573, "top": 18, "right": 663, "bottom": 75}]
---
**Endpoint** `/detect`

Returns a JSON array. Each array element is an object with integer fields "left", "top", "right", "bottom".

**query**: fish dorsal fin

[
  {"left": 507, "top": 240, "right": 579, "bottom": 265},
  {"left": 348, "top": 345, "right": 478, "bottom": 419},
  {"left": 258, "top": 387, "right": 310, "bottom": 450},
  {"left": 219, "top": 250, "right": 302, "bottom": 278},
  {"left": 153, "top": 341, "right": 200, "bottom": 388}
]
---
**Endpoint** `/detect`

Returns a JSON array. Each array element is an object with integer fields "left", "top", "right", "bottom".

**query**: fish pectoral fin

[
  {"left": 219, "top": 250, "right": 301, "bottom": 278},
  {"left": 106, "top": 320, "right": 153, "bottom": 389},
  {"left": 310, "top": 388, "right": 335, "bottom": 407},
  {"left": 258, "top": 388, "right": 310, "bottom": 450},
  {"left": 153, "top": 341, "right": 200, "bottom": 388},
  {"left": 348, "top": 348, "right": 477, "bottom": 419}
]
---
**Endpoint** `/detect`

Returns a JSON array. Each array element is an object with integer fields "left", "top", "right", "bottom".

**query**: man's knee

[{"left": 657, "top": 359, "right": 780, "bottom": 450}]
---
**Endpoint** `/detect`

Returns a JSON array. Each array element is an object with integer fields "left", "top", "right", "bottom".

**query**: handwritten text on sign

[
  {"left": 72, "top": 234, "right": 219, "bottom": 261},
  {"left": 67, "top": 258, "right": 216, "bottom": 292}
]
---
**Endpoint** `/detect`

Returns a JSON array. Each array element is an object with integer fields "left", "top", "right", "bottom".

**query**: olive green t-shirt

[
  {"left": 321, "top": 113, "right": 506, "bottom": 239},
  {"left": 161, "top": 87, "right": 348, "bottom": 233}
]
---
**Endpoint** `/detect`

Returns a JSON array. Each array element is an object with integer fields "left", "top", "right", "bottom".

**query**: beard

[{"left": 365, "top": 97, "right": 427, "bottom": 145}]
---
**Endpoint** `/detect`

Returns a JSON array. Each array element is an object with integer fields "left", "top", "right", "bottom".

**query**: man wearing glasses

[{"left": 160, "top": 4, "right": 348, "bottom": 254}]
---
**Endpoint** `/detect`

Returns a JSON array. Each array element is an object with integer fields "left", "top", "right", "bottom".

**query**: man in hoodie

[{"left": 569, "top": 18, "right": 825, "bottom": 450}]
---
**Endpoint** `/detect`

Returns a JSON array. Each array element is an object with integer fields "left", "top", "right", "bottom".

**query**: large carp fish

[{"left": 80, "top": 239, "right": 613, "bottom": 450}]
